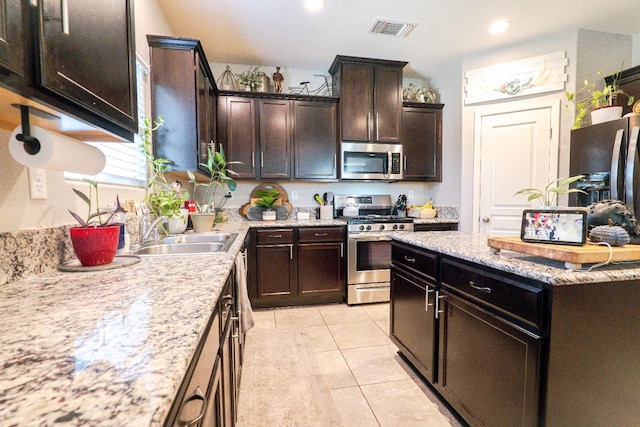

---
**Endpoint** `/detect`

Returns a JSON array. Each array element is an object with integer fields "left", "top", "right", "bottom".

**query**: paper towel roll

[{"left": 9, "top": 125, "right": 106, "bottom": 175}]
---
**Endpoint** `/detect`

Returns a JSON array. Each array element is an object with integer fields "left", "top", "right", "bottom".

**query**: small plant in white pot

[
  {"left": 565, "top": 70, "right": 634, "bottom": 129},
  {"left": 188, "top": 144, "right": 240, "bottom": 232},
  {"left": 254, "top": 188, "right": 280, "bottom": 221},
  {"left": 140, "top": 117, "right": 189, "bottom": 235}
]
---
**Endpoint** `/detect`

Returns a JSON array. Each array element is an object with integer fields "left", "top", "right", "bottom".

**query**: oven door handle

[{"left": 349, "top": 234, "right": 392, "bottom": 241}]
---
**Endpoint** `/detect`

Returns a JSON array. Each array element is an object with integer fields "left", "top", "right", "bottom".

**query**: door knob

[{"left": 482, "top": 217, "right": 490, "bottom": 223}]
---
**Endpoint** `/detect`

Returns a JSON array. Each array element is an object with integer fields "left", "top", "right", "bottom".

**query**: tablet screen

[{"left": 520, "top": 209, "right": 587, "bottom": 246}]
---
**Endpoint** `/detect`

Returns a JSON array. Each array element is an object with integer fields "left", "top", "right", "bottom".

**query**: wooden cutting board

[
  {"left": 487, "top": 236, "right": 640, "bottom": 269},
  {"left": 239, "top": 182, "right": 293, "bottom": 218}
]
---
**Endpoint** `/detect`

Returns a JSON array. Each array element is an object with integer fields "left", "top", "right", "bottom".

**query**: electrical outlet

[
  {"left": 408, "top": 190, "right": 414, "bottom": 200},
  {"left": 291, "top": 190, "right": 298, "bottom": 200},
  {"left": 28, "top": 168, "right": 47, "bottom": 200}
]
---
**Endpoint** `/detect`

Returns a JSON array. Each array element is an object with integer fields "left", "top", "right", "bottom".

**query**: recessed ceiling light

[
  {"left": 304, "top": 0, "right": 325, "bottom": 12},
  {"left": 488, "top": 20, "right": 511, "bottom": 34}
]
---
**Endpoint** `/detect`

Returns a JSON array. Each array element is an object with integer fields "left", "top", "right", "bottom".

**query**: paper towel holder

[{"left": 11, "top": 104, "right": 60, "bottom": 156}]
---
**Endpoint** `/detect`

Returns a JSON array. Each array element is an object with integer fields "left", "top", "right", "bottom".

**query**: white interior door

[{"left": 475, "top": 102, "right": 559, "bottom": 236}]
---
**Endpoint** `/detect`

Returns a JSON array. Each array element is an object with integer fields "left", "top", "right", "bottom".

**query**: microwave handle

[{"left": 385, "top": 149, "right": 391, "bottom": 178}]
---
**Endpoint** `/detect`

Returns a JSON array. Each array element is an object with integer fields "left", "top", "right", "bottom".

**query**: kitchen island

[{"left": 389, "top": 231, "right": 640, "bottom": 427}]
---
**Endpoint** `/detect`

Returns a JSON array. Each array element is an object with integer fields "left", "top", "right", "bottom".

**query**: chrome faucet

[{"left": 140, "top": 214, "right": 168, "bottom": 245}]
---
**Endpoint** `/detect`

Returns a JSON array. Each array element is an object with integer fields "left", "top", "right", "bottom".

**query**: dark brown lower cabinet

[
  {"left": 437, "top": 292, "right": 540, "bottom": 427},
  {"left": 249, "top": 226, "right": 345, "bottom": 308},
  {"left": 165, "top": 273, "right": 242, "bottom": 427},
  {"left": 413, "top": 222, "right": 458, "bottom": 232},
  {"left": 390, "top": 269, "right": 437, "bottom": 383}
]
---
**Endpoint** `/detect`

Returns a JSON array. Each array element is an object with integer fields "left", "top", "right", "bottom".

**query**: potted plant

[
  {"left": 187, "top": 144, "right": 240, "bottom": 232},
  {"left": 68, "top": 180, "right": 126, "bottom": 266},
  {"left": 140, "top": 117, "right": 189, "bottom": 235},
  {"left": 514, "top": 175, "right": 586, "bottom": 207},
  {"left": 235, "top": 66, "right": 262, "bottom": 91},
  {"left": 254, "top": 188, "right": 280, "bottom": 221},
  {"left": 565, "top": 70, "right": 635, "bottom": 129}
]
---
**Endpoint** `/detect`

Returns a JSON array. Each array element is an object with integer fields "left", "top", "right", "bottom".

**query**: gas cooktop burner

[{"left": 347, "top": 215, "right": 414, "bottom": 224}]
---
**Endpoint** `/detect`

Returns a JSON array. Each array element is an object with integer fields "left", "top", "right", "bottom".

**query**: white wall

[
  {"left": 457, "top": 29, "right": 633, "bottom": 232},
  {"left": 0, "top": 0, "right": 174, "bottom": 233}
]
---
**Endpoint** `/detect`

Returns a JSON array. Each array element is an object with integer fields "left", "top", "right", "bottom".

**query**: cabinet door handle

[
  {"left": 403, "top": 255, "right": 416, "bottom": 263},
  {"left": 251, "top": 151, "right": 255, "bottom": 168},
  {"left": 425, "top": 288, "right": 434, "bottom": 312},
  {"left": 45, "top": 0, "right": 70, "bottom": 34},
  {"left": 333, "top": 154, "right": 337, "bottom": 170},
  {"left": 367, "top": 112, "right": 371, "bottom": 140},
  {"left": 468, "top": 281, "right": 492, "bottom": 293},
  {"left": 375, "top": 113, "right": 380, "bottom": 140},
  {"left": 288, "top": 243, "right": 293, "bottom": 259},
  {"left": 404, "top": 155, "right": 407, "bottom": 171},
  {"left": 435, "top": 291, "right": 445, "bottom": 319},
  {"left": 340, "top": 242, "right": 344, "bottom": 258},
  {"left": 177, "top": 386, "right": 207, "bottom": 426},
  {"left": 261, "top": 151, "right": 264, "bottom": 168}
]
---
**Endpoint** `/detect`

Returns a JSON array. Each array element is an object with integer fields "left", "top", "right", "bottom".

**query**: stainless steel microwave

[{"left": 340, "top": 142, "right": 403, "bottom": 180}]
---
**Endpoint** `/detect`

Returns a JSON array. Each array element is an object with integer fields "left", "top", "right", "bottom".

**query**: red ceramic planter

[{"left": 70, "top": 225, "right": 120, "bottom": 266}]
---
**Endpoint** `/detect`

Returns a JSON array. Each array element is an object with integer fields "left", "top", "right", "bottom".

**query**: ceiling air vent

[{"left": 369, "top": 19, "right": 418, "bottom": 38}]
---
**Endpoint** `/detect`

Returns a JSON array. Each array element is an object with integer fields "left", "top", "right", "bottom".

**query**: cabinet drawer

[
  {"left": 256, "top": 228, "right": 294, "bottom": 245},
  {"left": 441, "top": 258, "right": 544, "bottom": 329},
  {"left": 298, "top": 227, "right": 344, "bottom": 243},
  {"left": 391, "top": 242, "right": 438, "bottom": 282}
]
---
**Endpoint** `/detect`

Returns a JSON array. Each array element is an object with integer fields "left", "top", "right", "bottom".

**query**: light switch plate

[
  {"left": 408, "top": 190, "right": 414, "bottom": 200},
  {"left": 291, "top": 191, "right": 298, "bottom": 200},
  {"left": 28, "top": 168, "right": 47, "bottom": 200}
]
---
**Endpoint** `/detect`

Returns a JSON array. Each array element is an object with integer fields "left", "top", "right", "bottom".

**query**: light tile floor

[{"left": 242, "top": 303, "right": 465, "bottom": 426}]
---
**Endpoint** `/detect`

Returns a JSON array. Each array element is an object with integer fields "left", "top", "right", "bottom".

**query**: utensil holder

[{"left": 320, "top": 206, "right": 333, "bottom": 220}]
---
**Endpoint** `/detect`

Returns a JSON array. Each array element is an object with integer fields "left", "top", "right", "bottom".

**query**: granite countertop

[
  {"left": 389, "top": 231, "right": 640, "bottom": 286},
  {"left": 0, "top": 224, "right": 249, "bottom": 426}
]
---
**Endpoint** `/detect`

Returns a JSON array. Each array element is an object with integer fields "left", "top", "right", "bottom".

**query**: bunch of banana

[{"left": 410, "top": 199, "right": 433, "bottom": 210}]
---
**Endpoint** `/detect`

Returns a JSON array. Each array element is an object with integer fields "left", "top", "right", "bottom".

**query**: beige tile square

[
  {"left": 328, "top": 321, "right": 392, "bottom": 349},
  {"left": 374, "top": 318, "right": 390, "bottom": 336},
  {"left": 302, "top": 326, "right": 338, "bottom": 352},
  {"left": 274, "top": 306, "right": 326, "bottom": 329},
  {"left": 249, "top": 309, "right": 276, "bottom": 331},
  {"left": 342, "top": 344, "right": 409, "bottom": 385},
  {"left": 318, "top": 304, "right": 372, "bottom": 325},
  {"left": 361, "top": 379, "right": 457, "bottom": 426},
  {"left": 362, "top": 302, "right": 390, "bottom": 322},
  {"left": 314, "top": 350, "right": 358, "bottom": 389},
  {"left": 330, "top": 386, "right": 380, "bottom": 427}
]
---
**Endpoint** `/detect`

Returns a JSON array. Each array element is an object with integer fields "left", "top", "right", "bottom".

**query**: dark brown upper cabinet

[
  {"left": 293, "top": 100, "right": 338, "bottom": 180},
  {"left": 329, "top": 55, "right": 407, "bottom": 144},
  {"left": 217, "top": 92, "right": 338, "bottom": 181},
  {"left": 36, "top": 0, "right": 137, "bottom": 137},
  {"left": 402, "top": 103, "right": 444, "bottom": 181},
  {"left": 0, "top": 0, "right": 24, "bottom": 79},
  {"left": 0, "top": 1, "right": 137, "bottom": 141},
  {"left": 148, "top": 35, "right": 218, "bottom": 177}
]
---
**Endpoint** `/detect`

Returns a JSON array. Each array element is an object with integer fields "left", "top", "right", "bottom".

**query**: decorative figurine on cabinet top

[{"left": 273, "top": 66, "right": 284, "bottom": 93}]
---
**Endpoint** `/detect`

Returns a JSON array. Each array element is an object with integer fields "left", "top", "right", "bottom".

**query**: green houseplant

[
  {"left": 140, "top": 117, "right": 189, "bottom": 234},
  {"left": 187, "top": 144, "right": 240, "bottom": 232},
  {"left": 235, "top": 66, "right": 262, "bottom": 91},
  {"left": 514, "top": 175, "right": 586, "bottom": 207},
  {"left": 68, "top": 179, "right": 126, "bottom": 266},
  {"left": 565, "top": 70, "right": 634, "bottom": 129},
  {"left": 254, "top": 188, "right": 280, "bottom": 221}
]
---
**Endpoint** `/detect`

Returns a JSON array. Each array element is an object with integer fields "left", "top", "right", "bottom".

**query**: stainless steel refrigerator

[{"left": 569, "top": 115, "right": 640, "bottom": 215}]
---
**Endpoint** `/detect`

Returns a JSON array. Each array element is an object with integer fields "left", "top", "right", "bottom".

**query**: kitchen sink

[{"left": 131, "top": 233, "right": 238, "bottom": 256}]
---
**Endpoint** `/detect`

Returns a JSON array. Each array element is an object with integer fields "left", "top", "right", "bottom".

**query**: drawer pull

[
  {"left": 177, "top": 386, "right": 207, "bottom": 426},
  {"left": 268, "top": 234, "right": 283, "bottom": 239},
  {"left": 403, "top": 255, "right": 416, "bottom": 263},
  {"left": 314, "top": 232, "right": 328, "bottom": 237},
  {"left": 469, "top": 281, "right": 492, "bottom": 293}
]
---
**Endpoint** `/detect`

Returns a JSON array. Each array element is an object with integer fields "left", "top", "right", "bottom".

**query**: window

[{"left": 65, "top": 60, "right": 148, "bottom": 187}]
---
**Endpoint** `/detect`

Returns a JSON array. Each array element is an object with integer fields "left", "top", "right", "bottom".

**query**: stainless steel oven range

[{"left": 334, "top": 195, "right": 414, "bottom": 305}]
